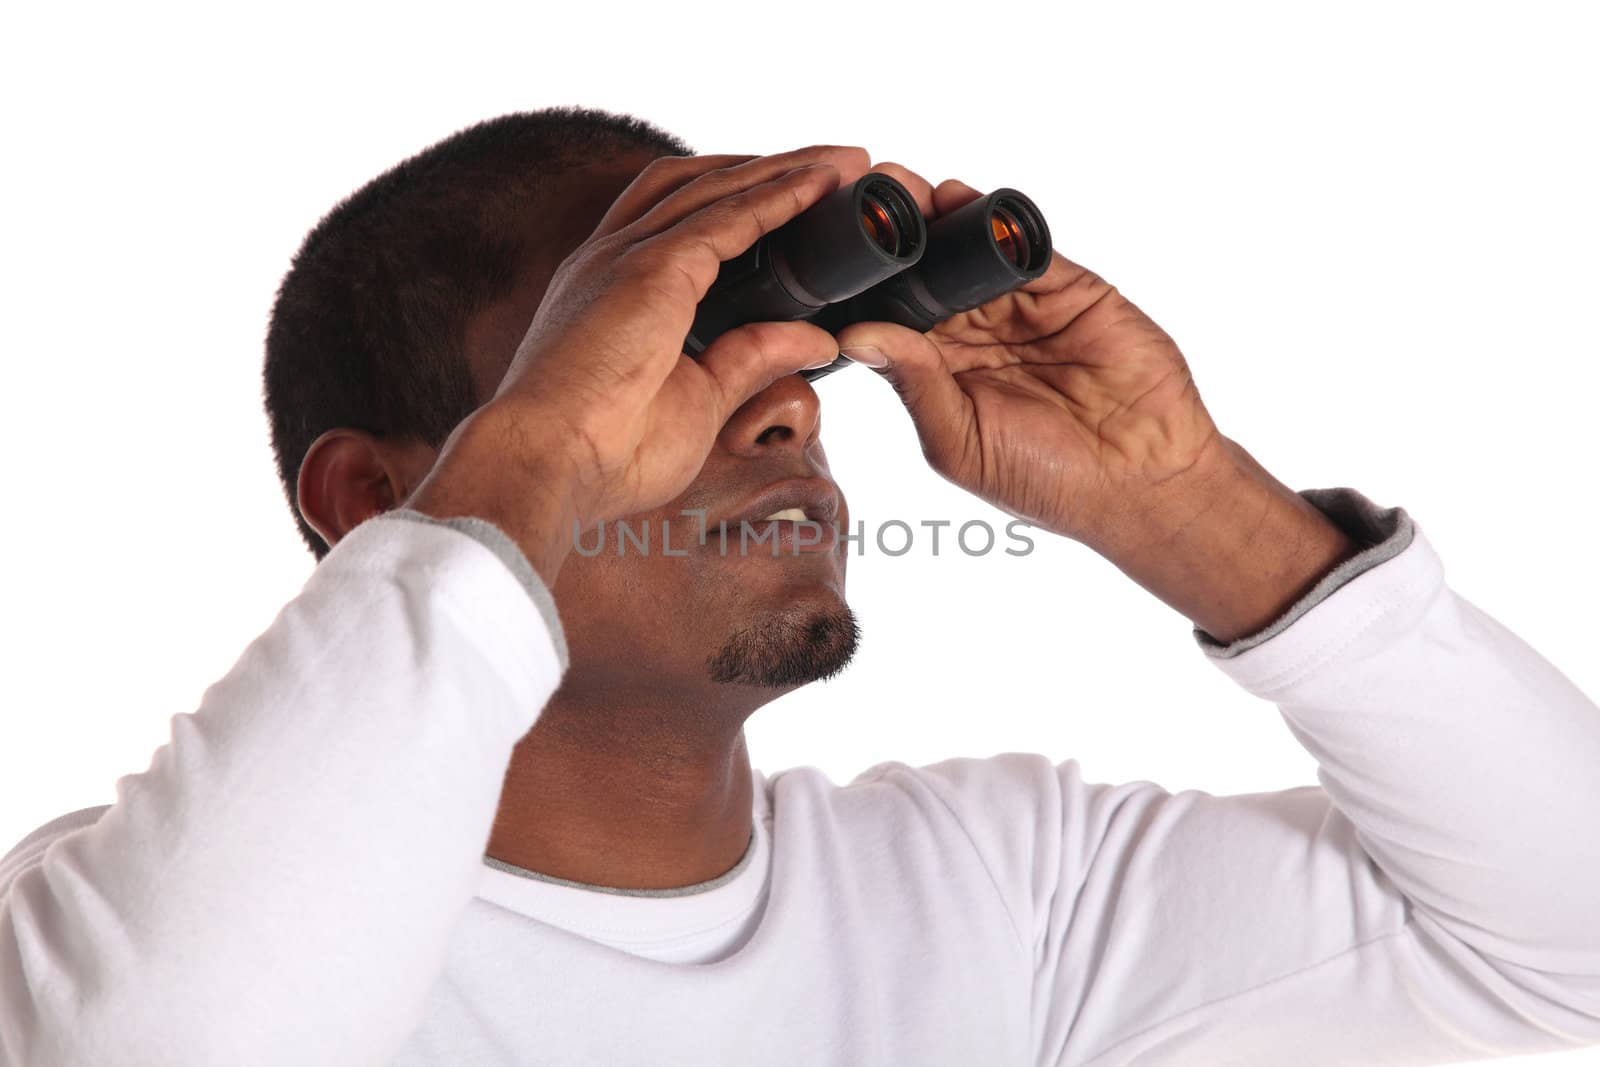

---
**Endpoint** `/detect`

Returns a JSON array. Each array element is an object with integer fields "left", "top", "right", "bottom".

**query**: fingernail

[
  {"left": 803, "top": 354, "right": 842, "bottom": 370},
  {"left": 838, "top": 345, "right": 889, "bottom": 368}
]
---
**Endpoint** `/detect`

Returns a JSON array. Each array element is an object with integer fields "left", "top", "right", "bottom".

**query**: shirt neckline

[{"left": 473, "top": 773, "right": 774, "bottom": 946}]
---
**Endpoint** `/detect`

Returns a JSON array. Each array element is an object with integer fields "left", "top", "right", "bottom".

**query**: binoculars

[{"left": 683, "top": 174, "right": 1053, "bottom": 381}]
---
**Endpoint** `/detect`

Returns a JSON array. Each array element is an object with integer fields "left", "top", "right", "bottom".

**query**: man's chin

[{"left": 704, "top": 602, "right": 861, "bottom": 688}]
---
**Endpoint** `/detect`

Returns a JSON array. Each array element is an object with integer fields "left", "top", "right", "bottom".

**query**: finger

[
  {"left": 620, "top": 145, "right": 871, "bottom": 243},
  {"left": 932, "top": 178, "right": 985, "bottom": 217},
  {"left": 869, "top": 162, "right": 935, "bottom": 218},
  {"left": 832, "top": 320, "right": 977, "bottom": 478},
  {"left": 628, "top": 162, "right": 847, "bottom": 307},
  {"left": 591, "top": 154, "right": 757, "bottom": 238},
  {"left": 692, "top": 319, "right": 840, "bottom": 421}
]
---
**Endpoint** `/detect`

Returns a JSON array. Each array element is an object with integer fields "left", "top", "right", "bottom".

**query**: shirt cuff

[
  {"left": 1193, "top": 487, "right": 1416, "bottom": 659},
  {"left": 381, "top": 509, "right": 570, "bottom": 672}
]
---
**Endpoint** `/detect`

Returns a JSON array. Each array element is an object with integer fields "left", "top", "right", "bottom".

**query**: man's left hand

[{"left": 835, "top": 166, "right": 1361, "bottom": 642}]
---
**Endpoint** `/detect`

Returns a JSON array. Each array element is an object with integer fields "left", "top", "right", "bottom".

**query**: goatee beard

[{"left": 706, "top": 607, "right": 861, "bottom": 687}]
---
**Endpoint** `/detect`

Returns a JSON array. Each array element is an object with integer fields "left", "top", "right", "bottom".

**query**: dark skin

[{"left": 299, "top": 146, "right": 1359, "bottom": 890}]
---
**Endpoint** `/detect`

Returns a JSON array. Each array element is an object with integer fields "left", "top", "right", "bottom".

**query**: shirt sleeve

[
  {"left": 912, "top": 489, "right": 1600, "bottom": 1066},
  {"left": 0, "top": 511, "right": 567, "bottom": 1067},
  {"left": 1193, "top": 486, "right": 1416, "bottom": 658}
]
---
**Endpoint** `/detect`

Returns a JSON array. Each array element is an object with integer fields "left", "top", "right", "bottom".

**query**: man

[{"left": 2, "top": 107, "right": 1597, "bottom": 1067}]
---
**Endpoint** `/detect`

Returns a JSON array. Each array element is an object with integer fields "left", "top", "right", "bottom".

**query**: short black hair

[{"left": 263, "top": 107, "right": 692, "bottom": 558}]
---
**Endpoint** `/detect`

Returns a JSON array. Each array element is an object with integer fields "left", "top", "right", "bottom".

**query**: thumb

[
  {"left": 835, "top": 320, "right": 975, "bottom": 475},
  {"left": 694, "top": 318, "right": 840, "bottom": 418}
]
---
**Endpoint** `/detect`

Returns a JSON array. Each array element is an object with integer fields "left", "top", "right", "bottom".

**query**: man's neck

[{"left": 485, "top": 696, "right": 756, "bottom": 891}]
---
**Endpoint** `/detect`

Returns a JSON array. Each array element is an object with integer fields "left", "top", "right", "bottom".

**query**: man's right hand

[{"left": 408, "top": 146, "right": 872, "bottom": 585}]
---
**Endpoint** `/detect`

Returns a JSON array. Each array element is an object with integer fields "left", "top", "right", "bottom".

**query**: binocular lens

[
  {"left": 681, "top": 173, "right": 927, "bottom": 355},
  {"left": 989, "top": 196, "right": 1049, "bottom": 273},
  {"left": 859, "top": 182, "right": 920, "bottom": 258},
  {"left": 990, "top": 206, "right": 1030, "bottom": 268},
  {"left": 801, "top": 186, "right": 1052, "bottom": 370},
  {"left": 861, "top": 200, "right": 898, "bottom": 254}
]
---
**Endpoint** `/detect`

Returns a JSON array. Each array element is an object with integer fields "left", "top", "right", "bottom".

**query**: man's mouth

[
  {"left": 723, "top": 477, "right": 840, "bottom": 529},
  {"left": 716, "top": 478, "right": 842, "bottom": 556},
  {"left": 716, "top": 514, "right": 840, "bottom": 556}
]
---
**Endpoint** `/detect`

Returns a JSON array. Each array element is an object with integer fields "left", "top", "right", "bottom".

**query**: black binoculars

[{"left": 682, "top": 174, "right": 1053, "bottom": 381}]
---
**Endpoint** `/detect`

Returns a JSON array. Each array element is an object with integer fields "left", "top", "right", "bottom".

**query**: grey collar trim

[{"left": 482, "top": 830, "right": 759, "bottom": 899}]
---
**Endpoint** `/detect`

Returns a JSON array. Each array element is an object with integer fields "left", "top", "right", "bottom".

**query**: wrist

[
  {"left": 1090, "top": 434, "right": 1363, "bottom": 643},
  {"left": 407, "top": 403, "right": 587, "bottom": 588}
]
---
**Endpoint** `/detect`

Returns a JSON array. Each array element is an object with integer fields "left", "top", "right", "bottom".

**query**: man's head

[{"left": 263, "top": 108, "right": 858, "bottom": 714}]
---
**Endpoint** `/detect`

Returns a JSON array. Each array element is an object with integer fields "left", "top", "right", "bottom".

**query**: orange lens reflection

[
  {"left": 991, "top": 207, "right": 1029, "bottom": 267},
  {"left": 861, "top": 197, "right": 899, "bottom": 254}
]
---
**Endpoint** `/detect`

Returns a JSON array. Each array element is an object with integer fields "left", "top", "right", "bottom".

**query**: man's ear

[{"left": 297, "top": 430, "right": 439, "bottom": 552}]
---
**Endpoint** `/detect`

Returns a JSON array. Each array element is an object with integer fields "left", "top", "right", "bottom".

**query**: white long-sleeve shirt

[{"left": 3, "top": 488, "right": 1599, "bottom": 1066}]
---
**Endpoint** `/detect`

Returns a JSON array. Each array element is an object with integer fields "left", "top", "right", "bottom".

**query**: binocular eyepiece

[{"left": 682, "top": 174, "right": 1052, "bottom": 382}]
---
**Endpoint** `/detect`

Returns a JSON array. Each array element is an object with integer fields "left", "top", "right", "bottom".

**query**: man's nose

[{"left": 717, "top": 373, "right": 822, "bottom": 458}]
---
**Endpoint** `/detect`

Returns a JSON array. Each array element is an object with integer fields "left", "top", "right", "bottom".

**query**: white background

[{"left": 2, "top": 3, "right": 1597, "bottom": 1063}]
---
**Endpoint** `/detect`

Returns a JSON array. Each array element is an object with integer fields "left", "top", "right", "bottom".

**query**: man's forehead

[{"left": 462, "top": 150, "right": 663, "bottom": 402}]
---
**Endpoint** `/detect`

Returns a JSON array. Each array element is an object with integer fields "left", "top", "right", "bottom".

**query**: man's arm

[
  {"left": 1081, "top": 434, "right": 1369, "bottom": 645},
  {"left": 0, "top": 515, "right": 566, "bottom": 1066},
  {"left": 0, "top": 145, "right": 873, "bottom": 1067},
  {"left": 1046, "top": 431, "right": 1600, "bottom": 1059},
  {"left": 1099, "top": 491, "right": 1600, "bottom": 1064},
  {"left": 908, "top": 486, "right": 1600, "bottom": 1064}
]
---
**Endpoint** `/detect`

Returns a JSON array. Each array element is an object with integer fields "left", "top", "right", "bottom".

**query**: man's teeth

[{"left": 762, "top": 507, "right": 810, "bottom": 522}]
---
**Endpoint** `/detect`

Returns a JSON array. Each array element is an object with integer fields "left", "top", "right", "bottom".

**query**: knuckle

[
  {"left": 620, "top": 243, "right": 702, "bottom": 302},
  {"left": 714, "top": 319, "right": 763, "bottom": 350},
  {"left": 706, "top": 326, "right": 771, "bottom": 375},
  {"left": 617, "top": 240, "right": 672, "bottom": 277},
  {"left": 566, "top": 233, "right": 619, "bottom": 270},
  {"left": 736, "top": 320, "right": 787, "bottom": 350},
  {"left": 728, "top": 179, "right": 804, "bottom": 231},
  {"left": 768, "top": 318, "right": 828, "bottom": 350}
]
